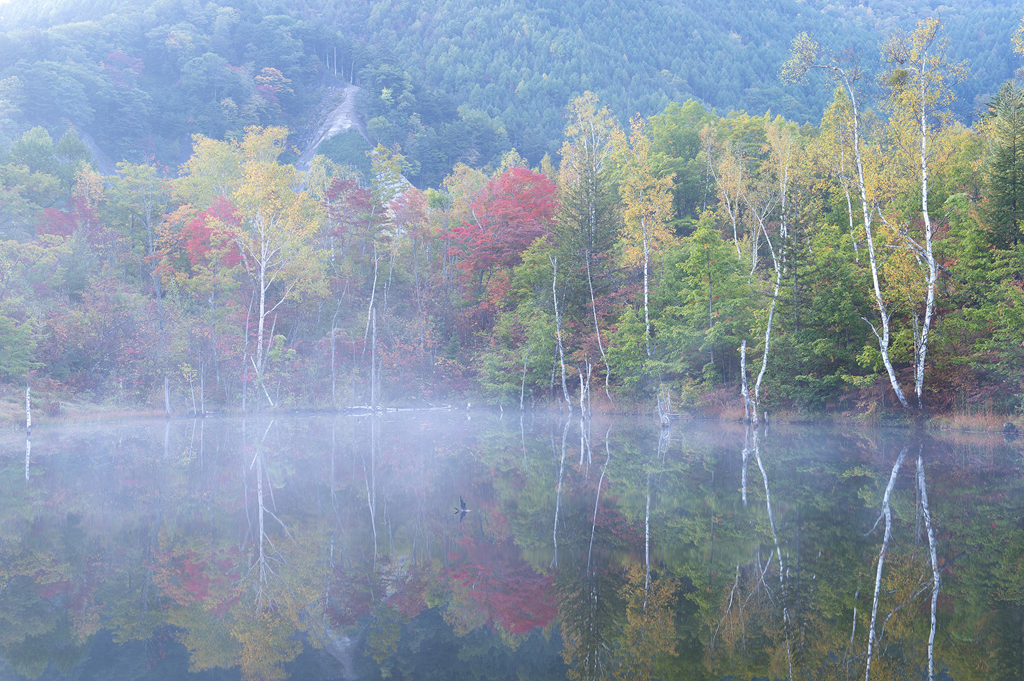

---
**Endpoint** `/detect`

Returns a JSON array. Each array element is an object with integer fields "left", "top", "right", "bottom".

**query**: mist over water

[{"left": 1, "top": 413, "right": 1020, "bottom": 680}]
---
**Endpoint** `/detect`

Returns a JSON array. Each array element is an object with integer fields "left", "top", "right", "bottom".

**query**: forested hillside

[
  {"left": 1, "top": 0, "right": 1020, "bottom": 185},
  {"left": 2, "top": 1, "right": 1024, "bottom": 421}
]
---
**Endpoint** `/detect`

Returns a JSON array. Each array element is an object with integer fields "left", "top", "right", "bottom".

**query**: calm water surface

[{"left": 0, "top": 413, "right": 1021, "bottom": 680}]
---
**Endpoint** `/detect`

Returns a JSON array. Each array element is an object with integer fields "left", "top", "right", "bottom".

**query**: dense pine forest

[{"left": 2, "top": 0, "right": 1024, "bottom": 420}]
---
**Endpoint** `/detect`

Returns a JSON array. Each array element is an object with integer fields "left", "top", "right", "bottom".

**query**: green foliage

[
  {"left": 648, "top": 100, "right": 717, "bottom": 231},
  {"left": 606, "top": 306, "right": 651, "bottom": 396},
  {"left": 654, "top": 212, "right": 754, "bottom": 389},
  {"left": 987, "top": 80, "right": 1024, "bottom": 249},
  {"left": 0, "top": 311, "right": 37, "bottom": 379},
  {"left": 315, "top": 129, "right": 372, "bottom": 178}
]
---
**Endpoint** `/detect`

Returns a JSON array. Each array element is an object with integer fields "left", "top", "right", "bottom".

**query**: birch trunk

[
  {"left": 585, "top": 255, "right": 612, "bottom": 400},
  {"left": 550, "top": 256, "right": 572, "bottom": 412},
  {"left": 914, "top": 67, "right": 937, "bottom": 411},
  {"left": 754, "top": 220, "right": 783, "bottom": 423},
  {"left": 840, "top": 75, "right": 911, "bottom": 409}
]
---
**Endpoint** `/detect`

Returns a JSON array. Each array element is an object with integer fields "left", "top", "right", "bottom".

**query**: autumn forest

[{"left": 2, "top": 0, "right": 1024, "bottom": 422}]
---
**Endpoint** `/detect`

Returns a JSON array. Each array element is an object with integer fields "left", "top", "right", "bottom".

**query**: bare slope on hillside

[{"left": 296, "top": 83, "right": 365, "bottom": 171}]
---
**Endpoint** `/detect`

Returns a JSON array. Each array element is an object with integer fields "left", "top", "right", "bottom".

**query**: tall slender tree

[
  {"left": 555, "top": 92, "right": 620, "bottom": 396},
  {"left": 231, "top": 127, "right": 325, "bottom": 396},
  {"left": 782, "top": 34, "right": 912, "bottom": 409},
  {"left": 987, "top": 81, "right": 1024, "bottom": 249}
]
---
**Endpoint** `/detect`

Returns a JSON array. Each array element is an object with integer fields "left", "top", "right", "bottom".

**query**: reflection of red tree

[
  {"left": 595, "top": 495, "right": 645, "bottom": 556},
  {"left": 148, "top": 544, "right": 242, "bottom": 616},
  {"left": 326, "top": 565, "right": 374, "bottom": 627},
  {"left": 388, "top": 568, "right": 430, "bottom": 619},
  {"left": 327, "top": 562, "right": 433, "bottom": 626},
  {"left": 447, "top": 541, "right": 556, "bottom": 635}
]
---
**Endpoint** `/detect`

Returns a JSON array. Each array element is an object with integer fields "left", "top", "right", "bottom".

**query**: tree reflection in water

[{"left": 0, "top": 415, "right": 1021, "bottom": 680}]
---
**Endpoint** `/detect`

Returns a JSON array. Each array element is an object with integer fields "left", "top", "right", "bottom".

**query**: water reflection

[{"left": 1, "top": 415, "right": 1022, "bottom": 680}]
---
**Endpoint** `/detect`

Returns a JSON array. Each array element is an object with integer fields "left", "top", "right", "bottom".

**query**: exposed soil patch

[{"left": 295, "top": 83, "right": 365, "bottom": 171}]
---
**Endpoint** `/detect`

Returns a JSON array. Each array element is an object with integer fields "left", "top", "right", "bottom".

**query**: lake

[{"left": 0, "top": 412, "right": 1020, "bottom": 680}]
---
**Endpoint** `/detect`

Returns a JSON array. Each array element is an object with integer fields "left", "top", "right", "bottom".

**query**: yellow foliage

[{"left": 616, "top": 115, "right": 675, "bottom": 267}]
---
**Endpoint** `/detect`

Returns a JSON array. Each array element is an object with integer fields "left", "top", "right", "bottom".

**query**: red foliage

[
  {"left": 103, "top": 51, "right": 144, "bottom": 87},
  {"left": 389, "top": 188, "right": 428, "bottom": 238},
  {"left": 179, "top": 196, "right": 242, "bottom": 268},
  {"left": 387, "top": 569, "right": 430, "bottom": 619},
  {"left": 38, "top": 197, "right": 106, "bottom": 242},
  {"left": 450, "top": 167, "right": 556, "bottom": 281},
  {"left": 323, "top": 178, "right": 373, "bottom": 238},
  {"left": 447, "top": 541, "right": 557, "bottom": 635}
]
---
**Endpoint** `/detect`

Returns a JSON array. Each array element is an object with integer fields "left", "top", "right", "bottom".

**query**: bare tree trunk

[
  {"left": 586, "top": 255, "right": 612, "bottom": 401},
  {"left": 839, "top": 84, "right": 910, "bottom": 409},
  {"left": 740, "top": 340, "right": 752, "bottom": 422},
  {"left": 242, "top": 291, "right": 254, "bottom": 412},
  {"left": 329, "top": 287, "right": 346, "bottom": 408},
  {"left": 641, "top": 220, "right": 653, "bottom": 358},
  {"left": 371, "top": 308, "right": 377, "bottom": 410},
  {"left": 520, "top": 344, "right": 530, "bottom": 411},
  {"left": 753, "top": 221, "right": 783, "bottom": 423},
  {"left": 364, "top": 243, "right": 380, "bottom": 344},
  {"left": 24, "top": 384, "right": 30, "bottom": 482},
  {"left": 740, "top": 422, "right": 749, "bottom": 506},
  {"left": 914, "top": 76, "right": 937, "bottom": 412},
  {"left": 550, "top": 256, "right": 572, "bottom": 412},
  {"left": 803, "top": 64, "right": 909, "bottom": 408}
]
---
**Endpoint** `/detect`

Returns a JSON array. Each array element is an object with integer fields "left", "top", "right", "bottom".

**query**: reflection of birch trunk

[
  {"left": 551, "top": 419, "right": 569, "bottom": 568},
  {"left": 520, "top": 412, "right": 529, "bottom": 475},
  {"left": 753, "top": 434, "right": 793, "bottom": 681},
  {"left": 865, "top": 446, "right": 908, "bottom": 681},
  {"left": 711, "top": 565, "right": 744, "bottom": 652},
  {"left": 587, "top": 426, "right": 611, "bottom": 572},
  {"left": 845, "top": 588, "right": 860, "bottom": 673},
  {"left": 243, "top": 421, "right": 296, "bottom": 614},
  {"left": 644, "top": 471, "right": 652, "bottom": 612},
  {"left": 362, "top": 418, "right": 379, "bottom": 567},
  {"left": 24, "top": 431, "right": 30, "bottom": 482},
  {"left": 255, "top": 448, "right": 270, "bottom": 609},
  {"left": 917, "top": 454, "right": 940, "bottom": 681}
]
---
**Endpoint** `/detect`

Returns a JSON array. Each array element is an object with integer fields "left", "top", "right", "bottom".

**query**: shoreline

[{"left": 1, "top": 391, "right": 1018, "bottom": 436}]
